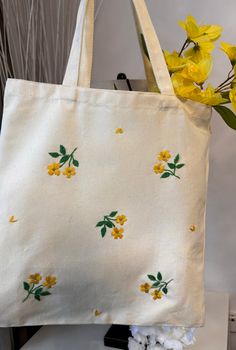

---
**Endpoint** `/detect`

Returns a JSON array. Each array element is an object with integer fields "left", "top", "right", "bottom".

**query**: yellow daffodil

[
  {"left": 63, "top": 166, "right": 76, "bottom": 178},
  {"left": 158, "top": 150, "right": 171, "bottom": 162},
  {"left": 151, "top": 290, "right": 163, "bottom": 300},
  {"left": 197, "top": 84, "right": 228, "bottom": 105},
  {"left": 179, "top": 57, "right": 213, "bottom": 85},
  {"left": 179, "top": 15, "right": 222, "bottom": 43},
  {"left": 171, "top": 74, "right": 202, "bottom": 101},
  {"left": 28, "top": 273, "right": 42, "bottom": 285},
  {"left": 43, "top": 275, "right": 57, "bottom": 288},
  {"left": 163, "top": 50, "right": 187, "bottom": 73},
  {"left": 111, "top": 227, "right": 124, "bottom": 239},
  {"left": 116, "top": 214, "right": 127, "bottom": 226},
  {"left": 229, "top": 87, "right": 236, "bottom": 112},
  {"left": 221, "top": 42, "right": 236, "bottom": 66},
  {"left": 153, "top": 163, "right": 165, "bottom": 174},
  {"left": 184, "top": 42, "right": 214, "bottom": 63},
  {"left": 140, "top": 283, "right": 151, "bottom": 294},
  {"left": 48, "top": 163, "right": 61, "bottom": 176}
]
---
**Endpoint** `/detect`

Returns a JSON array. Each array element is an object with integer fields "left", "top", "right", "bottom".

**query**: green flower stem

[
  {"left": 164, "top": 169, "right": 180, "bottom": 179},
  {"left": 216, "top": 73, "right": 235, "bottom": 92},
  {"left": 178, "top": 38, "right": 190, "bottom": 57},
  {"left": 166, "top": 279, "right": 174, "bottom": 285},
  {"left": 22, "top": 283, "right": 35, "bottom": 302},
  {"left": 60, "top": 148, "right": 78, "bottom": 168}
]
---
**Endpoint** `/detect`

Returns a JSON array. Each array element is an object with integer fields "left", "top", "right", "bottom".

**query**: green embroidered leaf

[
  {"left": 41, "top": 291, "right": 51, "bottom": 296},
  {"left": 161, "top": 172, "right": 170, "bottom": 178},
  {"left": 157, "top": 272, "right": 162, "bottom": 281},
  {"left": 167, "top": 163, "right": 175, "bottom": 169},
  {"left": 23, "top": 282, "right": 30, "bottom": 291},
  {"left": 176, "top": 163, "right": 185, "bottom": 169},
  {"left": 105, "top": 221, "right": 114, "bottom": 228},
  {"left": 35, "top": 288, "right": 43, "bottom": 296},
  {"left": 162, "top": 286, "right": 168, "bottom": 294},
  {"left": 34, "top": 294, "right": 41, "bottom": 301},
  {"left": 73, "top": 159, "right": 79, "bottom": 167},
  {"left": 60, "top": 155, "right": 70, "bottom": 163},
  {"left": 49, "top": 152, "right": 61, "bottom": 158},
  {"left": 101, "top": 226, "right": 107, "bottom": 238},
  {"left": 147, "top": 274, "right": 156, "bottom": 281},
  {"left": 109, "top": 211, "right": 118, "bottom": 217},
  {"left": 152, "top": 281, "right": 160, "bottom": 288},
  {"left": 174, "top": 154, "right": 180, "bottom": 164},
  {"left": 96, "top": 221, "right": 105, "bottom": 227},
  {"left": 214, "top": 105, "right": 236, "bottom": 130},
  {"left": 60, "top": 145, "right": 66, "bottom": 155}
]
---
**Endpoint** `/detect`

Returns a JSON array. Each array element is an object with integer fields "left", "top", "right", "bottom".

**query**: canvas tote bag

[{"left": 0, "top": 0, "right": 212, "bottom": 327}]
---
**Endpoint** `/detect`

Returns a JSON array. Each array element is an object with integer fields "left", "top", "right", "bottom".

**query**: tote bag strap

[{"left": 63, "top": 0, "right": 175, "bottom": 96}]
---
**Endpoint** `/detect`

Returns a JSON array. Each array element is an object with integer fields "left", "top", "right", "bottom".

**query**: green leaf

[
  {"left": 60, "top": 155, "right": 70, "bottom": 163},
  {"left": 152, "top": 281, "right": 160, "bottom": 288},
  {"left": 101, "top": 226, "right": 107, "bottom": 238},
  {"left": 23, "top": 282, "right": 30, "bottom": 291},
  {"left": 109, "top": 211, "right": 118, "bottom": 217},
  {"left": 96, "top": 221, "right": 105, "bottom": 227},
  {"left": 105, "top": 221, "right": 114, "bottom": 228},
  {"left": 73, "top": 159, "right": 79, "bottom": 167},
  {"left": 140, "top": 33, "right": 150, "bottom": 60},
  {"left": 49, "top": 152, "right": 61, "bottom": 158},
  {"left": 214, "top": 105, "right": 236, "bottom": 130},
  {"left": 160, "top": 172, "right": 170, "bottom": 178},
  {"left": 60, "top": 145, "right": 66, "bottom": 155},
  {"left": 174, "top": 154, "right": 180, "bottom": 164},
  {"left": 41, "top": 291, "right": 51, "bottom": 296},
  {"left": 35, "top": 288, "right": 43, "bottom": 296},
  {"left": 147, "top": 274, "right": 156, "bottom": 281},
  {"left": 176, "top": 163, "right": 185, "bottom": 169},
  {"left": 167, "top": 163, "right": 175, "bottom": 169},
  {"left": 34, "top": 294, "right": 41, "bottom": 301},
  {"left": 157, "top": 272, "right": 162, "bottom": 281},
  {"left": 162, "top": 287, "right": 168, "bottom": 294}
]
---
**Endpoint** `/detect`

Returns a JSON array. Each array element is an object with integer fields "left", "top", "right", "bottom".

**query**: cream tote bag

[{"left": 0, "top": 0, "right": 212, "bottom": 327}]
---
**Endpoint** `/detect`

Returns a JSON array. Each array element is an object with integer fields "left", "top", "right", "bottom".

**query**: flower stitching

[
  {"left": 115, "top": 127, "right": 124, "bottom": 134},
  {"left": 96, "top": 211, "right": 127, "bottom": 239},
  {"left": 9, "top": 215, "right": 17, "bottom": 223},
  {"left": 23, "top": 273, "right": 57, "bottom": 302},
  {"left": 47, "top": 145, "right": 79, "bottom": 178},
  {"left": 153, "top": 151, "right": 185, "bottom": 179},
  {"left": 140, "top": 272, "right": 173, "bottom": 301},
  {"left": 189, "top": 224, "right": 197, "bottom": 232},
  {"left": 95, "top": 309, "right": 102, "bottom": 316}
]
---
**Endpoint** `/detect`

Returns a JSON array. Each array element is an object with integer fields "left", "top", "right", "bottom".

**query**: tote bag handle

[{"left": 63, "top": 0, "right": 175, "bottom": 96}]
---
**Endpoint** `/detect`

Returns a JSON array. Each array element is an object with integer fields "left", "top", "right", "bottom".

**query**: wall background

[{"left": 91, "top": 0, "right": 236, "bottom": 297}]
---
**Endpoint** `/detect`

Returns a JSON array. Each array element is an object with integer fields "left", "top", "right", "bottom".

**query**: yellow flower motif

[
  {"left": 158, "top": 150, "right": 171, "bottom": 162},
  {"left": 63, "top": 166, "right": 76, "bottom": 178},
  {"left": 95, "top": 309, "right": 102, "bottom": 316},
  {"left": 189, "top": 224, "right": 196, "bottom": 232},
  {"left": 221, "top": 42, "right": 236, "bottom": 66},
  {"left": 48, "top": 163, "right": 61, "bottom": 176},
  {"left": 28, "top": 273, "right": 42, "bottom": 285},
  {"left": 229, "top": 87, "right": 236, "bottom": 112},
  {"left": 178, "top": 15, "right": 222, "bottom": 43},
  {"left": 116, "top": 214, "right": 127, "bottom": 226},
  {"left": 153, "top": 163, "right": 165, "bottom": 174},
  {"left": 184, "top": 42, "right": 214, "bottom": 63},
  {"left": 9, "top": 215, "right": 17, "bottom": 223},
  {"left": 195, "top": 84, "right": 228, "bottom": 106},
  {"left": 115, "top": 127, "right": 124, "bottom": 134},
  {"left": 43, "top": 275, "right": 57, "bottom": 289},
  {"left": 179, "top": 57, "right": 213, "bottom": 85},
  {"left": 140, "top": 283, "right": 151, "bottom": 294},
  {"left": 111, "top": 227, "right": 124, "bottom": 239},
  {"left": 163, "top": 50, "right": 187, "bottom": 73},
  {"left": 151, "top": 290, "right": 163, "bottom": 300}
]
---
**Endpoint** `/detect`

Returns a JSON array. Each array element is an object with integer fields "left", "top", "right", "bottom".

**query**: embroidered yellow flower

[
  {"left": 111, "top": 227, "right": 124, "bottom": 239},
  {"left": 43, "top": 275, "right": 57, "bottom": 289},
  {"left": 116, "top": 214, "right": 127, "bottom": 226},
  {"left": 28, "top": 273, "right": 42, "bottom": 285},
  {"left": 151, "top": 290, "right": 163, "bottom": 300},
  {"left": 115, "top": 127, "right": 124, "bottom": 134},
  {"left": 48, "top": 163, "right": 61, "bottom": 176},
  {"left": 189, "top": 224, "right": 196, "bottom": 232},
  {"left": 221, "top": 42, "right": 236, "bottom": 66},
  {"left": 95, "top": 309, "right": 102, "bottom": 316},
  {"left": 153, "top": 163, "right": 165, "bottom": 174},
  {"left": 158, "top": 150, "right": 171, "bottom": 162},
  {"left": 140, "top": 283, "right": 151, "bottom": 294},
  {"left": 9, "top": 215, "right": 17, "bottom": 223},
  {"left": 63, "top": 166, "right": 76, "bottom": 178}
]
